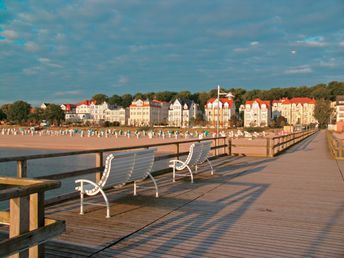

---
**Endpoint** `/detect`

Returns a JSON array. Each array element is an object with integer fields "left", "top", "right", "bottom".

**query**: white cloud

[
  {"left": 118, "top": 76, "right": 129, "bottom": 85},
  {"left": 295, "top": 36, "right": 327, "bottom": 47},
  {"left": 291, "top": 50, "right": 296, "bottom": 54},
  {"left": 285, "top": 65, "right": 312, "bottom": 74},
  {"left": 1, "top": 30, "right": 19, "bottom": 40},
  {"left": 339, "top": 42, "right": 344, "bottom": 47},
  {"left": 54, "top": 90, "right": 82, "bottom": 96},
  {"left": 25, "top": 41, "right": 39, "bottom": 52},
  {"left": 250, "top": 41, "right": 259, "bottom": 46},
  {"left": 23, "top": 66, "right": 41, "bottom": 75},
  {"left": 38, "top": 57, "right": 63, "bottom": 68}
]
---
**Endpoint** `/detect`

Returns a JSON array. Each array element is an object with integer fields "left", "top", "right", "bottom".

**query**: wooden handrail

[
  {"left": 327, "top": 131, "right": 344, "bottom": 160},
  {"left": 0, "top": 177, "right": 65, "bottom": 258}
]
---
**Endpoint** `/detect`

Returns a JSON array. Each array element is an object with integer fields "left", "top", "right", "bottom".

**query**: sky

[{"left": 0, "top": 0, "right": 343, "bottom": 105}]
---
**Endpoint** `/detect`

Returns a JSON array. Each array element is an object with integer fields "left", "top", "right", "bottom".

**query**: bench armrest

[{"left": 75, "top": 179, "right": 100, "bottom": 192}]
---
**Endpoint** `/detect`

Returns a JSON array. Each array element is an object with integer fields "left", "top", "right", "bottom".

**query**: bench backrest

[
  {"left": 129, "top": 148, "right": 156, "bottom": 181},
  {"left": 198, "top": 141, "right": 212, "bottom": 164},
  {"left": 99, "top": 148, "right": 156, "bottom": 189},
  {"left": 185, "top": 142, "right": 203, "bottom": 166}
]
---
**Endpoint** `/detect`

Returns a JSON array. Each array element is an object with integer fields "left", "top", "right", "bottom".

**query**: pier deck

[{"left": 46, "top": 131, "right": 344, "bottom": 257}]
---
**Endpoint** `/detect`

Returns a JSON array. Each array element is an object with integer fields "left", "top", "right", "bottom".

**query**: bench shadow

[{"left": 87, "top": 163, "right": 270, "bottom": 257}]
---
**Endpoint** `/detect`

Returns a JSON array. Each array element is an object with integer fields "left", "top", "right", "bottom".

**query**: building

[
  {"left": 204, "top": 94, "right": 235, "bottom": 128},
  {"left": 272, "top": 98, "right": 317, "bottom": 125},
  {"left": 336, "top": 96, "right": 344, "bottom": 122},
  {"left": 104, "top": 107, "right": 129, "bottom": 125},
  {"left": 243, "top": 99, "right": 271, "bottom": 127},
  {"left": 75, "top": 100, "right": 96, "bottom": 120},
  {"left": 168, "top": 99, "right": 199, "bottom": 127},
  {"left": 61, "top": 104, "right": 77, "bottom": 121},
  {"left": 40, "top": 103, "right": 51, "bottom": 109},
  {"left": 128, "top": 99, "right": 169, "bottom": 126}
]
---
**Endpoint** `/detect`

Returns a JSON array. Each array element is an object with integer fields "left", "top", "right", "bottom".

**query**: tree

[
  {"left": 108, "top": 94, "right": 122, "bottom": 106},
  {"left": 28, "top": 108, "right": 44, "bottom": 124},
  {"left": 0, "top": 109, "right": 6, "bottom": 120},
  {"left": 121, "top": 94, "right": 133, "bottom": 108},
  {"left": 7, "top": 101, "right": 31, "bottom": 124},
  {"left": 1, "top": 104, "right": 11, "bottom": 118},
  {"left": 43, "top": 104, "right": 65, "bottom": 125},
  {"left": 230, "top": 114, "right": 241, "bottom": 128},
  {"left": 313, "top": 99, "right": 333, "bottom": 128},
  {"left": 92, "top": 93, "right": 108, "bottom": 104}
]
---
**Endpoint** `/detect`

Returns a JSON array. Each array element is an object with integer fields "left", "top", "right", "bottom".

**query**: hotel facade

[
  {"left": 168, "top": 99, "right": 199, "bottom": 127},
  {"left": 204, "top": 95, "right": 235, "bottom": 128}
]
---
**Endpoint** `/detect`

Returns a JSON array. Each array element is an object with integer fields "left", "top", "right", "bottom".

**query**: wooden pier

[{"left": 41, "top": 130, "right": 344, "bottom": 257}]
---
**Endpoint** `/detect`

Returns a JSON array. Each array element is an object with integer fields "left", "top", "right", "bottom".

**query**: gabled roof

[
  {"left": 77, "top": 100, "right": 96, "bottom": 106},
  {"left": 273, "top": 97, "right": 316, "bottom": 105},
  {"left": 62, "top": 104, "right": 77, "bottom": 111},
  {"left": 206, "top": 98, "right": 234, "bottom": 108},
  {"left": 245, "top": 98, "right": 270, "bottom": 108}
]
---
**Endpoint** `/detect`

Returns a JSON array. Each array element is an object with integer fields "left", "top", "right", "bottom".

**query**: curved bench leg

[
  {"left": 80, "top": 192, "right": 84, "bottom": 215},
  {"left": 186, "top": 165, "right": 194, "bottom": 183},
  {"left": 207, "top": 158, "right": 214, "bottom": 175},
  {"left": 148, "top": 173, "right": 159, "bottom": 198},
  {"left": 173, "top": 166, "right": 176, "bottom": 183},
  {"left": 99, "top": 188, "right": 110, "bottom": 218}
]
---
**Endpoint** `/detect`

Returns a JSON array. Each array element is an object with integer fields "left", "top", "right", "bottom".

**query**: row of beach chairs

[{"left": 75, "top": 141, "right": 214, "bottom": 218}]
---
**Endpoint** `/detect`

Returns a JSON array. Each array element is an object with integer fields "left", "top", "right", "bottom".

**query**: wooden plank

[
  {"left": 9, "top": 196, "right": 29, "bottom": 258},
  {"left": 16, "top": 160, "right": 27, "bottom": 178},
  {"left": 0, "top": 211, "right": 10, "bottom": 225},
  {"left": 29, "top": 192, "right": 45, "bottom": 257},
  {"left": 0, "top": 220, "right": 65, "bottom": 257}
]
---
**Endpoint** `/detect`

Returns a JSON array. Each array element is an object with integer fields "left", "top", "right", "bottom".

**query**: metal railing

[{"left": 327, "top": 131, "right": 344, "bottom": 160}]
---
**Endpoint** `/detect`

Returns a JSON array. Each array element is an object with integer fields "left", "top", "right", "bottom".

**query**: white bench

[
  {"left": 75, "top": 148, "right": 158, "bottom": 218},
  {"left": 169, "top": 141, "right": 214, "bottom": 183}
]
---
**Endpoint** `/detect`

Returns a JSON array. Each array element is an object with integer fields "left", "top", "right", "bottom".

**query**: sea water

[{"left": 0, "top": 148, "right": 95, "bottom": 209}]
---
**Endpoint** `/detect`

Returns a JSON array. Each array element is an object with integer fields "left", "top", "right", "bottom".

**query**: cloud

[
  {"left": 291, "top": 50, "right": 296, "bottom": 54},
  {"left": 118, "top": 76, "right": 129, "bottom": 85},
  {"left": 1, "top": 29, "right": 18, "bottom": 39},
  {"left": 25, "top": 41, "right": 39, "bottom": 52},
  {"left": 339, "top": 42, "right": 344, "bottom": 47},
  {"left": 23, "top": 66, "right": 41, "bottom": 75},
  {"left": 38, "top": 57, "right": 63, "bottom": 68},
  {"left": 295, "top": 36, "right": 327, "bottom": 47},
  {"left": 54, "top": 90, "right": 83, "bottom": 97},
  {"left": 285, "top": 65, "right": 312, "bottom": 74},
  {"left": 250, "top": 41, "right": 259, "bottom": 46}
]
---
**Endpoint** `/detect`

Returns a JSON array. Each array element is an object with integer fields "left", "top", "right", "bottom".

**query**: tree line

[
  {"left": 0, "top": 81, "right": 343, "bottom": 125},
  {"left": 93, "top": 81, "right": 344, "bottom": 111}
]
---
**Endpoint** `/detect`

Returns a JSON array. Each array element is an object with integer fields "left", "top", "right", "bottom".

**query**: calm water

[
  {"left": 0, "top": 147, "right": 170, "bottom": 210},
  {"left": 0, "top": 148, "right": 95, "bottom": 209}
]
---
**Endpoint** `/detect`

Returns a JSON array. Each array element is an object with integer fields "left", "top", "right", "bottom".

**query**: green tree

[
  {"left": 155, "top": 91, "right": 176, "bottom": 102},
  {"left": 0, "top": 109, "right": 6, "bottom": 120},
  {"left": 92, "top": 93, "right": 108, "bottom": 104},
  {"left": 1, "top": 104, "right": 11, "bottom": 118},
  {"left": 7, "top": 101, "right": 31, "bottom": 124},
  {"left": 313, "top": 99, "right": 333, "bottom": 128},
  {"left": 43, "top": 104, "right": 65, "bottom": 125},
  {"left": 28, "top": 108, "right": 44, "bottom": 124},
  {"left": 121, "top": 94, "right": 133, "bottom": 107},
  {"left": 108, "top": 94, "right": 122, "bottom": 106}
]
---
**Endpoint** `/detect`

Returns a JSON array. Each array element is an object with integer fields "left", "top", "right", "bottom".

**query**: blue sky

[{"left": 0, "top": 0, "right": 343, "bottom": 105}]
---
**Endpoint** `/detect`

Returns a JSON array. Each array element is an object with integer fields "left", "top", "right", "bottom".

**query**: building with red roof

[
  {"left": 272, "top": 97, "right": 317, "bottom": 125},
  {"left": 204, "top": 94, "right": 236, "bottom": 128},
  {"left": 243, "top": 98, "right": 271, "bottom": 127}
]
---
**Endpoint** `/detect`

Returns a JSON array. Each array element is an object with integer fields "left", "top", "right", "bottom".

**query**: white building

[
  {"left": 272, "top": 98, "right": 317, "bottom": 125},
  {"left": 74, "top": 100, "right": 128, "bottom": 124},
  {"left": 336, "top": 96, "right": 344, "bottom": 122},
  {"left": 204, "top": 94, "right": 236, "bottom": 128},
  {"left": 128, "top": 99, "right": 169, "bottom": 126},
  {"left": 243, "top": 99, "right": 271, "bottom": 127},
  {"left": 168, "top": 99, "right": 199, "bottom": 127},
  {"left": 60, "top": 104, "right": 77, "bottom": 121}
]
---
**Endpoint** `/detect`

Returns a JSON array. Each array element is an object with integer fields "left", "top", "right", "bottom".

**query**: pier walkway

[{"left": 46, "top": 130, "right": 344, "bottom": 257}]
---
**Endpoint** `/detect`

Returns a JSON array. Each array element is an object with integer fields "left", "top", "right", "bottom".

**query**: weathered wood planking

[{"left": 42, "top": 131, "right": 344, "bottom": 257}]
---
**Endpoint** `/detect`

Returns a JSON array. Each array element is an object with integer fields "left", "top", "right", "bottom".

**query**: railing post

[
  {"left": 96, "top": 152, "right": 103, "bottom": 182},
  {"left": 17, "top": 160, "right": 27, "bottom": 178},
  {"left": 267, "top": 138, "right": 273, "bottom": 157},
  {"left": 228, "top": 138, "right": 232, "bottom": 156},
  {"left": 176, "top": 143, "right": 180, "bottom": 160},
  {"left": 215, "top": 138, "right": 218, "bottom": 156},
  {"left": 9, "top": 196, "right": 30, "bottom": 258},
  {"left": 29, "top": 192, "right": 45, "bottom": 257}
]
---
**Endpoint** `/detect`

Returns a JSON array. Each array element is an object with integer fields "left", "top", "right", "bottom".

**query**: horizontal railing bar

[
  {"left": 34, "top": 145, "right": 228, "bottom": 181},
  {"left": 0, "top": 136, "right": 226, "bottom": 163}
]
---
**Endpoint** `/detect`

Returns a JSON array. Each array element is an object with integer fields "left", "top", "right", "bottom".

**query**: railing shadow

[{"left": 87, "top": 162, "right": 270, "bottom": 257}]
